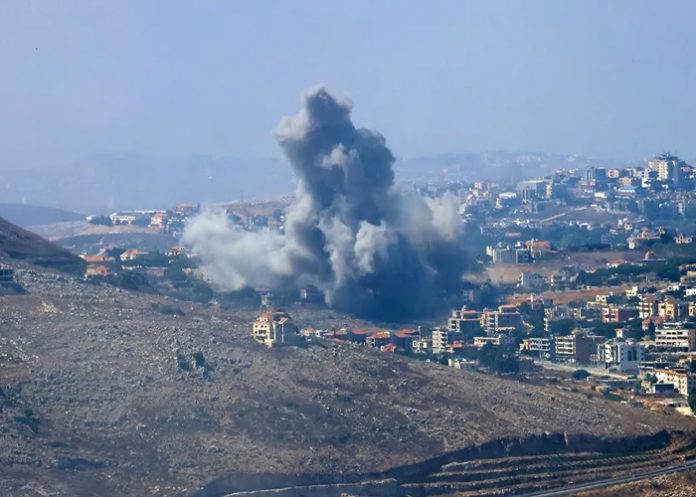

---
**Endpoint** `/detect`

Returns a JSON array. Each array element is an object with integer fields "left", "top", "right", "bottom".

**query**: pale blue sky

[{"left": 1, "top": 0, "right": 695, "bottom": 167}]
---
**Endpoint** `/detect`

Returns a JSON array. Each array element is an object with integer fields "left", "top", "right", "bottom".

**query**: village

[{"left": 55, "top": 152, "right": 696, "bottom": 418}]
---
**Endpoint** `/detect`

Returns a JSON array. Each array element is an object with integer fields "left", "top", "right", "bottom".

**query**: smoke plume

[{"left": 184, "top": 87, "right": 465, "bottom": 321}]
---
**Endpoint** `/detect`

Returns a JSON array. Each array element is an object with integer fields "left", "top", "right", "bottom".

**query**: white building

[
  {"left": 473, "top": 334, "right": 515, "bottom": 348},
  {"left": 593, "top": 339, "right": 643, "bottom": 372}
]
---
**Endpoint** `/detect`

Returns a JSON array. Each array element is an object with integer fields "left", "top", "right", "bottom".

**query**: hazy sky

[{"left": 1, "top": 0, "right": 695, "bottom": 167}]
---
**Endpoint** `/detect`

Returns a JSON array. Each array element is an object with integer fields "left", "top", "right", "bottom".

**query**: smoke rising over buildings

[{"left": 184, "top": 87, "right": 466, "bottom": 320}]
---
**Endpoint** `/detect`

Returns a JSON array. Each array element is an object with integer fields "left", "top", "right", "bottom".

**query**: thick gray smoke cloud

[{"left": 184, "top": 87, "right": 466, "bottom": 321}]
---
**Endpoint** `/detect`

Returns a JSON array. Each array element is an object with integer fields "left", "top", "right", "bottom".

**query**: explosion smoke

[{"left": 184, "top": 87, "right": 466, "bottom": 321}]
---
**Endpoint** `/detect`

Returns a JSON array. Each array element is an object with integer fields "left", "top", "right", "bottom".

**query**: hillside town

[
  {"left": 69, "top": 152, "right": 696, "bottom": 415},
  {"left": 242, "top": 152, "right": 696, "bottom": 417}
]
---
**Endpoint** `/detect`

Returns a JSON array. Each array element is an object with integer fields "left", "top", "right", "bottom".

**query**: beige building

[
  {"left": 251, "top": 310, "right": 299, "bottom": 347},
  {"left": 655, "top": 369, "right": 696, "bottom": 397}
]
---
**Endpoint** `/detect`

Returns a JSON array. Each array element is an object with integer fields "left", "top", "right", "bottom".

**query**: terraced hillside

[
  {"left": 0, "top": 260, "right": 694, "bottom": 497},
  {"left": 397, "top": 433, "right": 696, "bottom": 496}
]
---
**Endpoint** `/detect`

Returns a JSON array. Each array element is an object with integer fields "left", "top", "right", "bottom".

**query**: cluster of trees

[
  {"left": 479, "top": 343, "right": 519, "bottom": 374},
  {"left": 88, "top": 215, "right": 112, "bottom": 226}
]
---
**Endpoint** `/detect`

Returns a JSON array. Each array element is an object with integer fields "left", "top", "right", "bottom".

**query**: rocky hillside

[
  {"left": 0, "top": 263, "right": 693, "bottom": 497},
  {"left": 0, "top": 216, "right": 85, "bottom": 275}
]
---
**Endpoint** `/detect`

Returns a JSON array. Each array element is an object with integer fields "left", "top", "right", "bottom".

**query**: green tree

[
  {"left": 572, "top": 369, "right": 591, "bottom": 380},
  {"left": 688, "top": 392, "right": 696, "bottom": 415}
]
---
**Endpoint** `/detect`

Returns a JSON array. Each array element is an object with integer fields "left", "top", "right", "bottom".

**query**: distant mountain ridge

[
  {"left": 0, "top": 151, "right": 659, "bottom": 213},
  {"left": 0, "top": 203, "right": 84, "bottom": 227},
  {"left": 0, "top": 216, "right": 85, "bottom": 275},
  {"left": 0, "top": 153, "right": 296, "bottom": 213},
  {"left": 395, "top": 151, "right": 643, "bottom": 184}
]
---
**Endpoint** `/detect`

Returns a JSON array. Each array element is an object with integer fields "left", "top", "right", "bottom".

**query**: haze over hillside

[
  {"left": 0, "top": 203, "right": 84, "bottom": 227},
  {"left": 0, "top": 151, "right": 659, "bottom": 213}
]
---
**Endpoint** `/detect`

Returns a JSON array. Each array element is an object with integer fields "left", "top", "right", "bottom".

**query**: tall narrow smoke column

[{"left": 184, "top": 86, "right": 465, "bottom": 321}]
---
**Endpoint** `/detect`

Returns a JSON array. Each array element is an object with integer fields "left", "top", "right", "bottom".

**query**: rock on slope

[{"left": 0, "top": 263, "right": 693, "bottom": 497}]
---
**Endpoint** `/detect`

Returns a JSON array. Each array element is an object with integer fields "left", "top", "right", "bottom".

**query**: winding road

[{"left": 517, "top": 458, "right": 696, "bottom": 496}]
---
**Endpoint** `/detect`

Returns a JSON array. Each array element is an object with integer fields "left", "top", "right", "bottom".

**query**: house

[
  {"left": 525, "top": 240, "right": 553, "bottom": 259},
  {"left": 174, "top": 203, "right": 198, "bottom": 217},
  {"left": 120, "top": 249, "right": 148, "bottom": 261},
  {"left": 251, "top": 310, "right": 299, "bottom": 347},
  {"left": 412, "top": 338, "right": 432, "bottom": 354},
  {"left": 148, "top": 211, "right": 168, "bottom": 226},
  {"left": 109, "top": 211, "right": 146, "bottom": 225},
  {"left": 81, "top": 254, "right": 115, "bottom": 264},
  {"left": 84, "top": 265, "right": 114, "bottom": 279},
  {"left": 366, "top": 331, "right": 391, "bottom": 349},
  {"left": 392, "top": 329, "right": 419, "bottom": 351},
  {"left": 165, "top": 245, "right": 188, "bottom": 257}
]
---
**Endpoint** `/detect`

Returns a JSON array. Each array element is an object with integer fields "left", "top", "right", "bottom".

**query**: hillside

[
  {"left": 0, "top": 262, "right": 693, "bottom": 497},
  {"left": 0, "top": 203, "right": 84, "bottom": 227},
  {"left": 0, "top": 216, "right": 85, "bottom": 275}
]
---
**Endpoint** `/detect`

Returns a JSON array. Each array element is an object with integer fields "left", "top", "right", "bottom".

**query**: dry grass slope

[{"left": 0, "top": 262, "right": 693, "bottom": 497}]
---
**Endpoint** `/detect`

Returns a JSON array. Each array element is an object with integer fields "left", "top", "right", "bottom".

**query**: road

[
  {"left": 535, "top": 360, "right": 633, "bottom": 380},
  {"left": 539, "top": 207, "right": 587, "bottom": 224},
  {"left": 517, "top": 458, "right": 696, "bottom": 496}
]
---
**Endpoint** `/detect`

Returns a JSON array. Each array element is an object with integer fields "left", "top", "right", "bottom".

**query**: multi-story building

[
  {"left": 655, "top": 369, "right": 696, "bottom": 397},
  {"left": 432, "top": 327, "right": 461, "bottom": 354},
  {"left": 648, "top": 153, "right": 683, "bottom": 183},
  {"left": 486, "top": 245, "right": 532, "bottom": 264},
  {"left": 251, "top": 310, "right": 299, "bottom": 347},
  {"left": 554, "top": 330, "right": 606, "bottom": 364},
  {"left": 483, "top": 305, "right": 522, "bottom": 334},
  {"left": 447, "top": 308, "right": 483, "bottom": 335},
  {"left": 593, "top": 339, "right": 643, "bottom": 372},
  {"left": 601, "top": 305, "right": 638, "bottom": 323},
  {"left": 658, "top": 298, "right": 689, "bottom": 321},
  {"left": 520, "top": 337, "right": 554, "bottom": 357},
  {"left": 655, "top": 323, "right": 696, "bottom": 352},
  {"left": 517, "top": 271, "right": 545, "bottom": 290},
  {"left": 638, "top": 295, "right": 659, "bottom": 319}
]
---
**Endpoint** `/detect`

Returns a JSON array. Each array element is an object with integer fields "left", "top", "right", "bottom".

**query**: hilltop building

[{"left": 251, "top": 310, "right": 299, "bottom": 347}]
